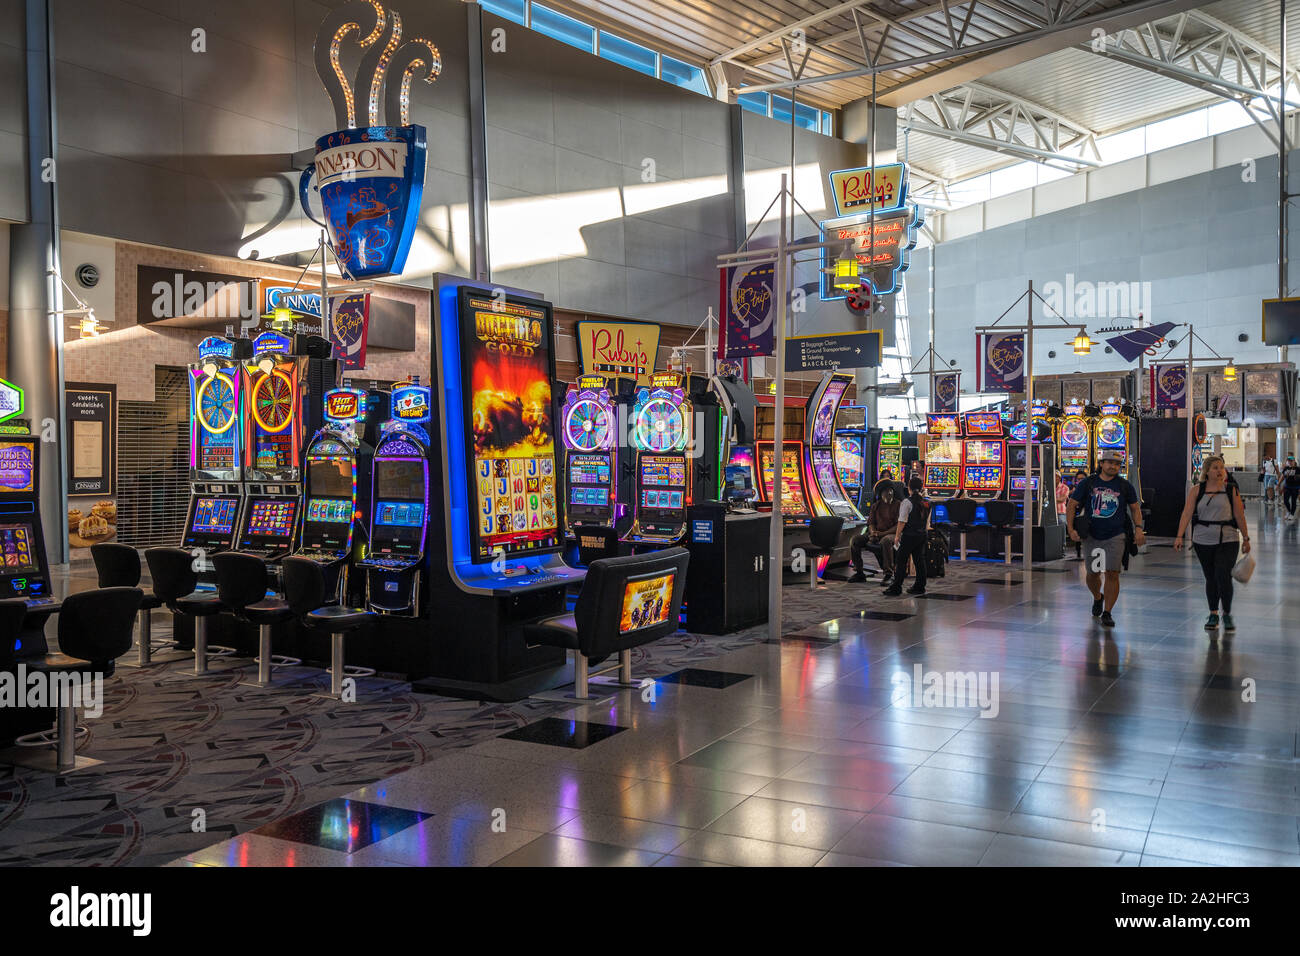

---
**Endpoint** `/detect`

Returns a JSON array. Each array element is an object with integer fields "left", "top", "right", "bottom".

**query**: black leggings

[
  {"left": 1286, "top": 487, "right": 1299, "bottom": 514},
  {"left": 1192, "top": 540, "right": 1240, "bottom": 614},
  {"left": 893, "top": 533, "right": 927, "bottom": 590}
]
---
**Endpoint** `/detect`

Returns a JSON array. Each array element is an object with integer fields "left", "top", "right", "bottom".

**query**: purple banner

[
  {"left": 933, "top": 371, "right": 959, "bottom": 412},
  {"left": 328, "top": 293, "right": 370, "bottom": 370},
  {"left": 980, "top": 332, "right": 1025, "bottom": 393},
  {"left": 724, "top": 262, "right": 776, "bottom": 359},
  {"left": 1155, "top": 363, "right": 1187, "bottom": 409}
]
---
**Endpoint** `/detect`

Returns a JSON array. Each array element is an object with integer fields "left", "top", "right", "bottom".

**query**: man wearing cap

[{"left": 1065, "top": 451, "right": 1144, "bottom": 628}]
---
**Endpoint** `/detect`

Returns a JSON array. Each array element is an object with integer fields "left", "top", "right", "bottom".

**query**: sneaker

[
  {"left": 1205, "top": 613, "right": 1219, "bottom": 630},
  {"left": 883, "top": 587, "right": 902, "bottom": 596},
  {"left": 1222, "top": 614, "right": 1235, "bottom": 632},
  {"left": 848, "top": 571, "right": 867, "bottom": 583},
  {"left": 906, "top": 586, "right": 926, "bottom": 595},
  {"left": 1100, "top": 611, "right": 1115, "bottom": 628},
  {"left": 1091, "top": 597, "right": 1104, "bottom": 618}
]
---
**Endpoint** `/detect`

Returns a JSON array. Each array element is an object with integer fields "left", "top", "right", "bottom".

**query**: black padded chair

[
  {"left": 944, "top": 498, "right": 979, "bottom": 561},
  {"left": 145, "top": 547, "right": 228, "bottom": 676},
  {"left": 574, "top": 526, "right": 621, "bottom": 566},
  {"left": 212, "top": 552, "right": 300, "bottom": 688},
  {"left": 282, "top": 556, "right": 375, "bottom": 699},
  {"left": 984, "top": 500, "right": 1020, "bottom": 566},
  {"left": 4, "top": 588, "right": 141, "bottom": 774},
  {"left": 91, "top": 542, "right": 171, "bottom": 667},
  {"left": 525, "top": 547, "right": 690, "bottom": 700},
  {"left": 805, "top": 515, "right": 844, "bottom": 588}
]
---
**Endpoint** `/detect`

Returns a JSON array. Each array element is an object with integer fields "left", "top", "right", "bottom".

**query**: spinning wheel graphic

[
  {"left": 635, "top": 398, "right": 684, "bottom": 452},
  {"left": 1061, "top": 420, "right": 1089, "bottom": 446},
  {"left": 251, "top": 369, "right": 295, "bottom": 433},
  {"left": 196, "top": 372, "right": 237, "bottom": 435},
  {"left": 565, "top": 399, "right": 612, "bottom": 451},
  {"left": 1098, "top": 418, "right": 1126, "bottom": 446}
]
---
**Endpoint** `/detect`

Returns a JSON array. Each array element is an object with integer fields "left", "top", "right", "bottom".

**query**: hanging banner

[
  {"left": 1154, "top": 363, "right": 1187, "bottom": 409},
  {"left": 933, "top": 371, "right": 959, "bottom": 412},
  {"left": 1105, "top": 321, "right": 1176, "bottom": 363},
  {"left": 723, "top": 261, "right": 776, "bottom": 359},
  {"left": 977, "top": 332, "right": 1025, "bottom": 393},
  {"left": 328, "top": 293, "right": 371, "bottom": 370}
]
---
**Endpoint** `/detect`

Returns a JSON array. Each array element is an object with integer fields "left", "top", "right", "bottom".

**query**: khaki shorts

[{"left": 1083, "top": 535, "right": 1126, "bottom": 573}]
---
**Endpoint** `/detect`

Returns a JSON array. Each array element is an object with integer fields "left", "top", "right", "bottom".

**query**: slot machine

[
  {"left": 1008, "top": 419, "right": 1058, "bottom": 524},
  {"left": 805, "top": 372, "right": 863, "bottom": 521},
  {"left": 922, "top": 413, "right": 963, "bottom": 498},
  {"left": 235, "top": 331, "right": 337, "bottom": 562},
  {"left": 560, "top": 374, "right": 619, "bottom": 533},
  {"left": 832, "top": 404, "right": 869, "bottom": 512},
  {"left": 1095, "top": 401, "right": 1137, "bottom": 483},
  {"left": 961, "top": 410, "right": 1006, "bottom": 501},
  {"left": 293, "top": 386, "right": 385, "bottom": 604},
  {"left": 878, "top": 430, "right": 904, "bottom": 481},
  {"left": 357, "top": 382, "right": 433, "bottom": 616},
  {"left": 755, "top": 440, "right": 813, "bottom": 523},
  {"left": 623, "top": 371, "right": 691, "bottom": 546},
  {"left": 1056, "top": 402, "right": 1093, "bottom": 477},
  {"left": 0, "top": 436, "right": 56, "bottom": 655},
  {"left": 182, "top": 336, "right": 252, "bottom": 563}
]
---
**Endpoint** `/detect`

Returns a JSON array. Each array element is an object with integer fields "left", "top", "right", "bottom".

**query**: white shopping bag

[{"left": 1231, "top": 550, "right": 1255, "bottom": 584}]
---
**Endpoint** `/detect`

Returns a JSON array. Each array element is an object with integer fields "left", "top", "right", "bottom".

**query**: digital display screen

[
  {"left": 641, "top": 490, "right": 685, "bottom": 509},
  {"left": 926, "top": 464, "right": 960, "bottom": 487},
  {"left": 811, "top": 380, "right": 848, "bottom": 446},
  {"left": 640, "top": 456, "right": 686, "bottom": 487},
  {"left": 619, "top": 571, "right": 675, "bottom": 633},
  {"left": 1097, "top": 417, "right": 1127, "bottom": 448},
  {"left": 309, "top": 457, "right": 353, "bottom": 498},
  {"left": 245, "top": 498, "right": 297, "bottom": 538},
  {"left": 460, "top": 291, "right": 560, "bottom": 561},
  {"left": 568, "top": 454, "right": 611, "bottom": 485},
  {"left": 758, "top": 444, "right": 809, "bottom": 514},
  {"left": 570, "top": 487, "right": 609, "bottom": 507},
  {"left": 191, "top": 497, "right": 239, "bottom": 535},
  {"left": 0, "top": 523, "right": 37, "bottom": 573},
  {"left": 965, "top": 440, "right": 1005, "bottom": 465},
  {"left": 1009, "top": 476, "right": 1040, "bottom": 491},
  {"left": 924, "top": 437, "right": 963, "bottom": 465},
  {"left": 879, "top": 431, "right": 902, "bottom": 447},
  {"left": 726, "top": 464, "right": 752, "bottom": 491},
  {"left": 926, "top": 413, "right": 961, "bottom": 436},
  {"left": 253, "top": 432, "right": 295, "bottom": 474},
  {"left": 376, "top": 501, "right": 425, "bottom": 527},
  {"left": 963, "top": 465, "right": 1004, "bottom": 490},
  {"left": 0, "top": 442, "right": 35, "bottom": 493},
  {"left": 962, "top": 412, "right": 1003, "bottom": 436},
  {"left": 307, "top": 498, "right": 353, "bottom": 523}
]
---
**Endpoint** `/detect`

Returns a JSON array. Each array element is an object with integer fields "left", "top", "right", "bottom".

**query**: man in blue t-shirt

[{"left": 1065, "top": 450, "right": 1144, "bottom": 628}]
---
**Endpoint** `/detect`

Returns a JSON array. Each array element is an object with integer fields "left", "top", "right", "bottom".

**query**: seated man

[{"left": 848, "top": 480, "right": 899, "bottom": 582}]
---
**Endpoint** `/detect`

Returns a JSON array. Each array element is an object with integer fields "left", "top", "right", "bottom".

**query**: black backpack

[
  {"left": 925, "top": 528, "right": 949, "bottom": 578},
  {"left": 1191, "top": 480, "right": 1240, "bottom": 534}
]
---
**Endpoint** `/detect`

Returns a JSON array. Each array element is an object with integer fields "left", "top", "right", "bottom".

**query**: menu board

[{"left": 460, "top": 290, "right": 560, "bottom": 561}]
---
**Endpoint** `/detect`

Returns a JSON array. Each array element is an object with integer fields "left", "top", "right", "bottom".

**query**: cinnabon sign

[{"left": 576, "top": 320, "right": 660, "bottom": 385}]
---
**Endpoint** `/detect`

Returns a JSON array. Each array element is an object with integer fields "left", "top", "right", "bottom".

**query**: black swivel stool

[
  {"left": 984, "top": 500, "right": 1020, "bottom": 566},
  {"left": 212, "top": 552, "right": 301, "bottom": 688},
  {"left": 944, "top": 498, "right": 979, "bottom": 561},
  {"left": 2, "top": 588, "right": 141, "bottom": 774},
  {"left": 806, "top": 515, "right": 844, "bottom": 588},
  {"left": 91, "top": 542, "right": 181, "bottom": 667},
  {"left": 526, "top": 547, "right": 690, "bottom": 700},
  {"left": 145, "top": 547, "right": 230, "bottom": 676},
  {"left": 282, "top": 556, "right": 375, "bottom": 700}
]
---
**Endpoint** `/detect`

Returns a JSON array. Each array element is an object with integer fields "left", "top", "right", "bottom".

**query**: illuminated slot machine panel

[
  {"left": 1008, "top": 475, "right": 1039, "bottom": 520},
  {"left": 1057, "top": 415, "right": 1092, "bottom": 473},
  {"left": 805, "top": 373, "right": 859, "bottom": 519},
  {"left": 962, "top": 440, "right": 1006, "bottom": 499},
  {"left": 1095, "top": 405, "right": 1129, "bottom": 475},
  {"left": 833, "top": 433, "right": 864, "bottom": 497},
  {"left": 634, "top": 455, "right": 687, "bottom": 537},
  {"left": 236, "top": 495, "right": 300, "bottom": 559},
  {"left": 923, "top": 414, "right": 963, "bottom": 497},
  {"left": 878, "top": 431, "right": 903, "bottom": 481},
  {"left": 190, "top": 364, "right": 242, "bottom": 479},
  {"left": 624, "top": 372, "right": 690, "bottom": 544},
  {"left": 182, "top": 494, "right": 241, "bottom": 553},
  {"left": 756, "top": 441, "right": 812, "bottom": 522},
  {"left": 561, "top": 376, "right": 617, "bottom": 529}
]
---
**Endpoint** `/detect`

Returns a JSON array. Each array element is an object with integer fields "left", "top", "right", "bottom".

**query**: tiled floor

[{"left": 172, "top": 504, "right": 1300, "bottom": 867}]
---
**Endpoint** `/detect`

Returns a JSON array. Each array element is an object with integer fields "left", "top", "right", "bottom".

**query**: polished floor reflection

[{"left": 175, "top": 504, "right": 1300, "bottom": 867}]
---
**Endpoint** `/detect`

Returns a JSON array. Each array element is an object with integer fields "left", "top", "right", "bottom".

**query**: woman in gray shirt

[{"left": 1174, "top": 456, "right": 1250, "bottom": 632}]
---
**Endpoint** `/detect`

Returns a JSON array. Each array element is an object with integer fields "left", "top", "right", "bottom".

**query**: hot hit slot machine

[
  {"left": 805, "top": 372, "right": 863, "bottom": 521},
  {"left": 293, "top": 386, "right": 384, "bottom": 603},
  {"left": 235, "top": 331, "right": 337, "bottom": 562},
  {"left": 961, "top": 411, "right": 1007, "bottom": 500},
  {"left": 357, "top": 382, "right": 433, "bottom": 616},
  {"left": 182, "top": 336, "right": 252, "bottom": 560},
  {"left": 923, "top": 413, "right": 963, "bottom": 497},
  {"left": 560, "top": 374, "right": 619, "bottom": 533},
  {"left": 755, "top": 441, "right": 813, "bottom": 522},
  {"left": 624, "top": 372, "right": 691, "bottom": 546},
  {"left": 1056, "top": 402, "right": 1093, "bottom": 476}
]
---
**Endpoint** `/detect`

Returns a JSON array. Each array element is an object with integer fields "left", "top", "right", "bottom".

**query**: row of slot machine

[
  {"left": 183, "top": 330, "right": 436, "bottom": 611},
  {"left": 1055, "top": 401, "right": 1139, "bottom": 487}
]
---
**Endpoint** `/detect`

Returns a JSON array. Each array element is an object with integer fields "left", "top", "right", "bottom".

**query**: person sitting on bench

[{"left": 849, "top": 480, "right": 899, "bottom": 583}]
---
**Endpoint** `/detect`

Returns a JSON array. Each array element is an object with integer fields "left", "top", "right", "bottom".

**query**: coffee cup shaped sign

[{"left": 301, "top": 3, "right": 442, "bottom": 279}]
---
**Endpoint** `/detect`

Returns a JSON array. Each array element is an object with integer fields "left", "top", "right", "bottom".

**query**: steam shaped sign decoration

[{"left": 301, "top": 0, "right": 442, "bottom": 279}]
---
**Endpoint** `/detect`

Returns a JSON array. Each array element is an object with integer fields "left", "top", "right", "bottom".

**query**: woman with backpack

[
  {"left": 1174, "top": 455, "right": 1250, "bottom": 632},
  {"left": 885, "top": 476, "right": 930, "bottom": 597}
]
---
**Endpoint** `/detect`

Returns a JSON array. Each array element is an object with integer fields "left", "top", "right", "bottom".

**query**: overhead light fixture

[
  {"left": 1072, "top": 332, "right": 1092, "bottom": 355},
  {"left": 833, "top": 256, "right": 862, "bottom": 290},
  {"left": 78, "top": 314, "right": 100, "bottom": 338},
  {"left": 268, "top": 307, "right": 295, "bottom": 333},
  {"left": 1223, "top": 364, "right": 1237, "bottom": 382}
]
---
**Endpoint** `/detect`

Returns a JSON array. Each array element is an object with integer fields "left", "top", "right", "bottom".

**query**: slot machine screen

[
  {"left": 0, "top": 523, "right": 38, "bottom": 573},
  {"left": 309, "top": 456, "right": 353, "bottom": 498},
  {"left": 306, "top": 498, "right": 353, "bottom": 523},
  {"left": 568, "top": 454, "right": 612, "bottom": 511},
  {"left": 962, "top": 411, "right": 1003, "bottom": 436},
  {"left": 244, "top": 498, "right": 298, "bottom": 540},
  {"left": 834, "top": 435, "right": 863, "bottom": 491},
  {"left": 758, "top": 445, "right": 809, "bottom": 515},
  {"left": 459, "top": 289, "right": 561, "bottom": 562},
  {"left": 963, "top": 465, "right": 1004, "bottom": 492},
  {"left": 638, "top": 455, "right": 686, "bottom": 517},
  {"left": 965, "top": 440, "right": 1005, "bottom": 465},
  {"left": 184, "top": 495, "right": 240, "bottom": 547},
  {"left": 925, "top": 464, "right": 960, "bottom": 488},
  {"left": 811, "top": 379, "right": 847, "bottom": 446},
  {"left": 0, "top": 442, "right": 35, "bottom": 493}
]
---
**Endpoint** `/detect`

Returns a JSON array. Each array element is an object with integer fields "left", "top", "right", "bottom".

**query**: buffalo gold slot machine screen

[{"left": 459, "top": 293, "right": 561, "bottom": 562}]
